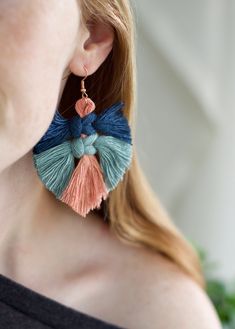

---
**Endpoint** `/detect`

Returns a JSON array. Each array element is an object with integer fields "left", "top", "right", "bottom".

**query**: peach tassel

[{"left": 60, "top": 154, "right": 108, "bottom": 217}]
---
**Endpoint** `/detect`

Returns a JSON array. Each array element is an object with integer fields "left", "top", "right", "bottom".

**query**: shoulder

[
  {"left": 141, "top": 256, "right": 221, "bottom": 329},
  {"left": 106, "top": 239, "right": 222, "bottom": 329}
]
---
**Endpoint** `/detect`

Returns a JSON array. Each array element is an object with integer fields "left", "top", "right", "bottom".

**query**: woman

[{"left": 0, "top": 0, "right": 222, "bottom": 328}]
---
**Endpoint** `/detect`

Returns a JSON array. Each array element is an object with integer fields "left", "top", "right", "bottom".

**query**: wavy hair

[{"left": 59, "top": 0, "right": 204, "bottom": 287}]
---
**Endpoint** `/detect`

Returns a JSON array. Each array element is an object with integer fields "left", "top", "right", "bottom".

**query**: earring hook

[
  {"left": 60, "top": 65, "right": 89, "bottom": 115},
  {"left": 81, "top": 65, "right": 89, "bottom": 98},
  {"left": 82, "top": 65, "right": 88, "bottom": 81}
]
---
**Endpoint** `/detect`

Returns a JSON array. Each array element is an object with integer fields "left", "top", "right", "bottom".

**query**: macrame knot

[
  {"left": 68, "top": 116, "right": 82, "bottom": 138},
  {"left": 71, "top": 134, "right": 98, "bottom": 159},
  {"left": 68, "top": 112, "right": 97, "bottom": 138}
]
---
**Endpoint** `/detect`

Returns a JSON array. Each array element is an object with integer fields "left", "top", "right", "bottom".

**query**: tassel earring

[{"left": 33, "top": 65, "right": 133, "bottom": 218}]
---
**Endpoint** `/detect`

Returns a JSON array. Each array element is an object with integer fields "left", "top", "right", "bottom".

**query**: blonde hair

[{"left": 60, "top": 0, "right": 204, "bottom": 287}]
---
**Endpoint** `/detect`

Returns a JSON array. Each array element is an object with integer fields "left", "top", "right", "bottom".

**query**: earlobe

[{"left": 69, "top": 20, "right": 114, "bottom": 77}]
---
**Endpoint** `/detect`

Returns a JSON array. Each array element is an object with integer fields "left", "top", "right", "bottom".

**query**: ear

[{"left": 69, "top": 19, "right": 114, "bottom": 76}]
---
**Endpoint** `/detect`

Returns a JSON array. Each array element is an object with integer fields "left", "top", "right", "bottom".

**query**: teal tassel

[
  {"left": 33, "top": 132, "right": 132, "bottom": 208},
  {"left": 33, "top": 141, "right": 75, "bottom": 198},
  {"left": 94, "top": 135, "right": 132, "bottom": 191}
]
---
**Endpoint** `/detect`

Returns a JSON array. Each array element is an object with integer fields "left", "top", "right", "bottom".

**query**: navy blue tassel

[
  {"left": 33, "top": 111, "right": 70, "bottom": 154},
  {"left": 94, "top": 101, "right": 132, "bottom": 144},
  {"left": 33, "top": 111, "right": 97, "bottom": 154},
  {"left": 33, "top": 101, "right": 132, "bottom": 155}
]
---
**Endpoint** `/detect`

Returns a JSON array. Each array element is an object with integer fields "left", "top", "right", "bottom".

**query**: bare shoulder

[
  {"left": 139, "top": 253, "right": 222, "bottom": 329},
  {"left": 105, "top": 237, "right": 222, "bottom": 329}
]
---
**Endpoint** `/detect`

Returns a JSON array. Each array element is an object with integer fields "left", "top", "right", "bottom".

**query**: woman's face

[{"left": 0, "top": 0, "right": 80, "bottom": 172}]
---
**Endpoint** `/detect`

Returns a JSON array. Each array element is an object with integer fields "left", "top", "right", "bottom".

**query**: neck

[{"left": 0, "top": 151, "right": 59, "bottom": 246}]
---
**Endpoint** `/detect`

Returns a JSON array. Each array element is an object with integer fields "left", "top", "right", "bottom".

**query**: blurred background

[
  {"left": 132, "top": 3, "right": 235, "bottom": 324},
  {"left": 132, "top": 0, "right": 235, "bottom": 284},
  {"left": 132, "top": 2, "right": 235, "bottom": 324}
]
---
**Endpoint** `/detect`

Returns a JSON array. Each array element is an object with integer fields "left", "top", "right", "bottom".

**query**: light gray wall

[{"left": 133, "top": 0, "right": 235, "bottom": 280}]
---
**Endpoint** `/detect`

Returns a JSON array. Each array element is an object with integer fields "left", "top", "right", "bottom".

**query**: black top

[{"left": 0, "top": 273, "right": 126, "bottom": 329}]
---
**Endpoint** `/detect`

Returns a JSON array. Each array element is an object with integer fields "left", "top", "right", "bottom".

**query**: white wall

[{"left": 133, "top": 0, "right": 235, "bottom": 280}]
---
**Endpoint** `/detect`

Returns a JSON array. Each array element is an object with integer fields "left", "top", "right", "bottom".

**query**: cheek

[{"left": 0, "top": 0, "right": 79, "bottom": 170}]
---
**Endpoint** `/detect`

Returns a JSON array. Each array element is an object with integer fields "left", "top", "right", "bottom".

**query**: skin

[{"left": 0, "top": 1, "right": 222, "bottom": 328}]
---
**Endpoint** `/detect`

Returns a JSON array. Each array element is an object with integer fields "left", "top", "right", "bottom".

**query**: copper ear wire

[
  {"left": 81, "top": 66, "right": 89, "bottom": 98},
  {"left": 60, "top": 66, "right": 89, "bottom": 115}
]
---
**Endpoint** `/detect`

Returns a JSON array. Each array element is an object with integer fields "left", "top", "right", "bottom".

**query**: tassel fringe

[{"left": 60, "top": 155, "right": 108, "bottom": 217}]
